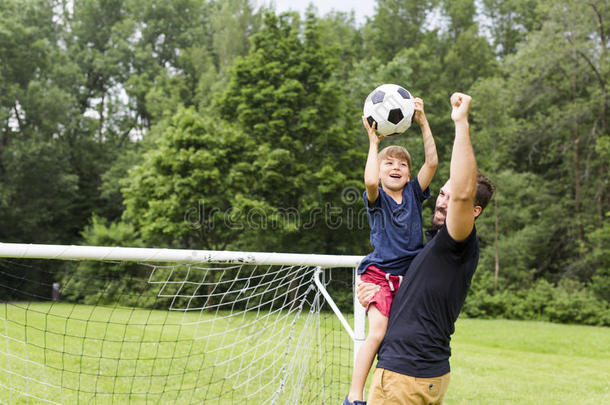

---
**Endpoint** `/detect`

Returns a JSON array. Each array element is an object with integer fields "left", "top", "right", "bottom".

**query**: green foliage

[
  {"left": 0, "top": 137, "right": 80, "bottom": 243},
  {"left": 584, "top": 212, "right": 610, "bottom": 302},
  {"left": 96, "top": 142, "right": 145, "bottom": 222},
  {"left": 60, "top": 216, "right": 155, "bottom": 307},
  {"left": 475, "top": 0, "right": 608, "bottom": 286},
  {"left": 544, "top": 280, "right": 609, "bottom": 326},
  {"left": 464, "top": 277, "right": 610, "bottom": 326},
  {"left": 214, "top": 12, "right": 367, "bottom": 253},
  {"left": 480, "top": 0, "right": 542, "bottom": 56},
  {"left": 590, "top": 267, "right": 610, "bottom": 303},
  {"left": 1, "top": 0, "right": 608, "bottom": 325},
  {"left": 442, "top": 25, "right": 497, "bottom": 91},
  {"left": 363, "top": 0, "right": 439, "bottom": 62},
  {"left": 317, "top": 11, "right": 365, "bottom": 82},
  {"left": 441, "top": 0, "right": 476, "bottom": 38},
  {"left": 122, "top": 107, "right": 254, "bottom": 249},
  {"left": 476, "top": 170, "right": 559, "bottom": 288}
]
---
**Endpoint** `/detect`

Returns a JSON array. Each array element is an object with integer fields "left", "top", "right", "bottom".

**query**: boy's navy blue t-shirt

[
  {"left": 376, "top": 225, "right": 480, "bottom": 378},
  {"left": 357, "top": 178, "right": 430, "bottom": 276}
]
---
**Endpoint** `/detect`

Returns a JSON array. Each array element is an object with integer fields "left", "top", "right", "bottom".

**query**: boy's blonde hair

[{"left": 378, "top": 145, "right": 412, "bottom": 172}]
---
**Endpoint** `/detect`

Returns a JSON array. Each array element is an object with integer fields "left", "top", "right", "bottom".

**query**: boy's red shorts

[{"left": 360, "top": 265, "right": 403, "bottom": 318}]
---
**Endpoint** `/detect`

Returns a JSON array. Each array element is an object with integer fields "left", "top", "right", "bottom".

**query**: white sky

[{"left": 258, "top": 0, "right": 377, "bottom": 24}]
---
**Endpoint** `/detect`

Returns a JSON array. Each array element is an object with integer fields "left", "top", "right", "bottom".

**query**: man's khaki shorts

[{"left": 367, "top": 368, "right": 451, "bottom": 405}]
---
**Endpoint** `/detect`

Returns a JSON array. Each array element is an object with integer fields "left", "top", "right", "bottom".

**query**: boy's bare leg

[{"left": 348, "top": 305, "right": 388, "bottom": 401}]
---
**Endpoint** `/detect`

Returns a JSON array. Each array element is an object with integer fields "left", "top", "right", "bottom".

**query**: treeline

[{"left": 0, "top": 0, "right": 608, "bottom": 325}]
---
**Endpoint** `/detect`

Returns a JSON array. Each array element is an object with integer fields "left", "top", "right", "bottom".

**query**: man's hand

[
  {"left": 356, "top": 280, "right": 380, "bottom": 308},
  {"left": 450, "top": 92, "right": 472, "bottom": 123},
  {"left": 362, "top": 115, "right": 384, "bottom": 145},
  {"left": 413, "top": 97, "right": 427, "bottom": 127}
]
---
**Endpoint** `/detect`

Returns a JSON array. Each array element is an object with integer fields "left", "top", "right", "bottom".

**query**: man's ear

[{"left": 473, "top": 205, "right": 482, "bottom": 219}]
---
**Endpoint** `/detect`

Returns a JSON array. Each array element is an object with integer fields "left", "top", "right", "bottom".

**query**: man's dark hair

[{"left": 475, "top": 172, "right": 495, "bottom": 211}]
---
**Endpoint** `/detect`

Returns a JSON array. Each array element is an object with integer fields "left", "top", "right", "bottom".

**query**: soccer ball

[{"left": 363, "top": 84, "right": 415, "bottom": 137}]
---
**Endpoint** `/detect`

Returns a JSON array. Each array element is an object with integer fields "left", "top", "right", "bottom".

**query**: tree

[
  {"left": 480, "top": 0, "right": 541, "bottom": 56},
  {"left": 363, "top": 0, "right": 439, "bottom": 62},
  {"left": 0, "top": 137, "right": 80, "bottom": 243},
  {"left": 0, "top": 0, "right": 85, "bottom": 243},
  {"left": 122, "top": 107, "right": 255, "bottom": 249},
  {"left": 502, "top": 0, "right": 608, "bottom": 279},
  {"left": 215, "top": 12, "right": 367, "bottom": 253},
  {"left": 475, "top": 170, "right": 559, "bottom": 289},
  {"left": 318, "top": 10, "right": 365, "bottom": 79},
  {"left": 60, "top": 216, "right": 147, "bottom": 307},
  {"left": 95, "top": 0, "right": 262, "bottom": 223},
  {"left": 585, "top": 212, "right": 610, "bottom": 302},
  {"left": 469, "top": 0, "right": 609, "bottom": 287},
  {"left": 123, "top": 0, "right": 261, "bottom": 126}
]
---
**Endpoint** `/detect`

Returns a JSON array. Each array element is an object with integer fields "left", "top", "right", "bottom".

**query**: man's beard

[
  {"left": 425, "top": 211, "right": 444, "bottom": 241},
  {"left": 431, "top": 207, "right": 446, "bottom": 230},
  {"left": 430, "top": 220, "right": 443, "bottom": 231}
]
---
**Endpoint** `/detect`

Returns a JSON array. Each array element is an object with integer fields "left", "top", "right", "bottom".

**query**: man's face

[
  {"left": 379, "top": 156, "right": 410, "bottom": 191},
  {"left": 433, "top": 180, "right": 450, "bottom": 227}
]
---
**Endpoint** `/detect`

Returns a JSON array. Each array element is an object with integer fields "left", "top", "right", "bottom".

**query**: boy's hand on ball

[
  {"left": 413, "top": 97, "right": 427, "bottom": 126},
  {"left": 362, "top": 116, "right": 385, "bottom": 144}
]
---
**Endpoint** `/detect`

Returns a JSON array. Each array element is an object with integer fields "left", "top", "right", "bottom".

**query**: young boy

[{"left": 344, "top": 97, "right": 437, "bottom": 405}]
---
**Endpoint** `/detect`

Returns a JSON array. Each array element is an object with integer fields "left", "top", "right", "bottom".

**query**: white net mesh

[{"left": 0, "top": 256, "right": 356, "bottom": 404}]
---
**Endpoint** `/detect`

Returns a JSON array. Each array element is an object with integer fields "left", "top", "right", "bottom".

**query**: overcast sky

[{"left": 257, "top": 0, "right": 377, "bottom": 24}]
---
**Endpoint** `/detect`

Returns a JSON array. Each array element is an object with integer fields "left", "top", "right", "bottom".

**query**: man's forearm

[{"left": 450, "top": 120, "right": 476, "bottom": 201}]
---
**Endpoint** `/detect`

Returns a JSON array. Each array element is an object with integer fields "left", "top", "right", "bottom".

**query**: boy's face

[{"left": 379, "top": 156, "right": 410, "bottom": 191}]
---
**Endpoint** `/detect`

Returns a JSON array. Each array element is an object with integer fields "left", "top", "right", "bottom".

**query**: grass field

[
  {"left": 1, "top": 302, "right": 353, "bottom": 404},
  {"left": 446, "top": 318, "right": 610, "bottom": 405},
  {"left": 1, "top": 302, "right": 609, "bottom": 404}
]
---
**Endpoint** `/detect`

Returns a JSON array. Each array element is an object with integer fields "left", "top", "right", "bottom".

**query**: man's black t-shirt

[{"left": 376, "top": 224, "right": 479, "bottom": 378}]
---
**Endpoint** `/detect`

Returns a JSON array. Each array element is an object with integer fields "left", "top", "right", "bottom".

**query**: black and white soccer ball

[{"left": 363, "top": 84, "right": 415, "bottom": 137}]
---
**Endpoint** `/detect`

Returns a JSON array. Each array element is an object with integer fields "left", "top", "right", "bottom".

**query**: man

[{"left": 357, "top": 92, "right": 495, "bottom": 404}]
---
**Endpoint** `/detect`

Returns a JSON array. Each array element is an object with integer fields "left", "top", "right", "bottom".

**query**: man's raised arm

[{"left": 446, "top": 93, "right": 478, "bottom": 241}]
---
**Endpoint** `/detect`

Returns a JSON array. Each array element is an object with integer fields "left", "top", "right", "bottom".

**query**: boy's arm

[
  {"left": 362, "top": 116, "right": 383, "bottom": 205},
  {"left": 446, "top": 92, "right": 477, "bottom": 242},
  {"left": 414, "top": 98, "right": 438, "bottom": 191}
]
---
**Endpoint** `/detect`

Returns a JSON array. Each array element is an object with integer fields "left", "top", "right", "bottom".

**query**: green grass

[
  {"left": 445, "top": 318, "right": 610, "bottom": 404},
  {"left": 1, "top": 303, "right": 609, "bottom": 404},
  {"left": 1, "top": 302, "right": 352, "bottom": 404}
]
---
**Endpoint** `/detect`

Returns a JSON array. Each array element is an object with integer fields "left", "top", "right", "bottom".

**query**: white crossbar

[{"left": 0, "top": 242, "right": 364, "bottom": 268}]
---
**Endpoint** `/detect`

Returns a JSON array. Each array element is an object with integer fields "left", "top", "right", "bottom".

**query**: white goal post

[{"left": 0, "top": 242, "right": 366, "bottom": 404}]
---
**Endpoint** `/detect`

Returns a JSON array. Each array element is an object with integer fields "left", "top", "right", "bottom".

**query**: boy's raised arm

[
  {"left": 414, "top": 98, "right": 438, "bottom": 191},
  {"left": 363, "top": 116, "right": 382, "bottom": 205}
]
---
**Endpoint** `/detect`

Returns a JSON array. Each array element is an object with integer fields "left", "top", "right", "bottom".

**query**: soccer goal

[{"left": 0, "top": 243, "right": 365, "bottom": 404}]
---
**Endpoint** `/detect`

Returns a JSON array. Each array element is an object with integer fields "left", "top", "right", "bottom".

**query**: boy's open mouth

[{"left": 390, "top": 173, "right": 401, "bottom": 178}]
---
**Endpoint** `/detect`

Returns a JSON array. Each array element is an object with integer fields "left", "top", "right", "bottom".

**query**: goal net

[{"left": 0, "top": 243, "right": 365, "bottom": 404}]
